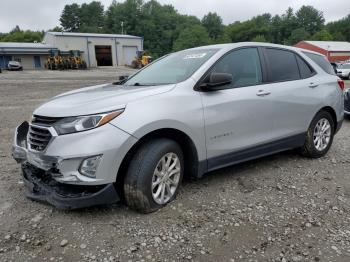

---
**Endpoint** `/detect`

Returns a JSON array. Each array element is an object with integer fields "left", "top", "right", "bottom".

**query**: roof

[
  {"left": 189, "top": 42, "right": 307, "bottom": 53},
  {"left": 46, "top": 31, "right": 142, "bottom": 39},
  {"left": 0, "top": 42, "right": 57, "bottom": 54},
  {"left": 0, "top": 42, "right": 56, "bottom": 49},
  {"left": 303, "top": 41, "right": 350, "bottom": 51}
]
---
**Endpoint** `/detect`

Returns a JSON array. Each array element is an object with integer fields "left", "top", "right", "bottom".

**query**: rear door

[
  {"left": 261, "top": 47, "right": 318, "bottom": 139},
  {"left": 200, "top": 47, "right": 277, "bottom": 168}
]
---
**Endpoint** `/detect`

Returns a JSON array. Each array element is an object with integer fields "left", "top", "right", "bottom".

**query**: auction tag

[{"left": 183, "top": 53, "right": 207, "bottom": 59}]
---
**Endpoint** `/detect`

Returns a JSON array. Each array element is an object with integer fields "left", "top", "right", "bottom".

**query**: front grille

[
  {"left": 32, "top": 115, "right": 62, "bottom": 126},
  {"left": 28, "top": 125, "right": 52, "bottom": 151}
]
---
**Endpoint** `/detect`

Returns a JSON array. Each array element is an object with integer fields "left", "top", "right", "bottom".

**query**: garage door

[
  {"left": 123, "top": 46, "right": 138, "bottom": 66},
  {"left": 95, "top": 45, "right": 112, "bottom": 66}
]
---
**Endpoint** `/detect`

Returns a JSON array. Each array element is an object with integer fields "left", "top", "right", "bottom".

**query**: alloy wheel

[
  {"left": 313, "top": 118, "right": 331, "bottom": 151},
  {"left": 151, "top": 152, "right": 181, "bottom": 205}
]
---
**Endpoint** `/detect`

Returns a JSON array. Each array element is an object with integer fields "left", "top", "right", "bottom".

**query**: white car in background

[
  {"left": 337, "top": 63, "right": 350, "bottom": 80},
  {"left": 7, "top": 61, "right": 23, "bottom": 71}
]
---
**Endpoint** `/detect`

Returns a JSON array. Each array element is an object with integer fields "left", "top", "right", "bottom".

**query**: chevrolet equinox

[{"left": 12, "top": 43, "right": 344, "bottom": 213}]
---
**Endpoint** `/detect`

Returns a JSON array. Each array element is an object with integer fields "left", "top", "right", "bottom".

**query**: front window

[{"left": 124, "top": 49, "right": 218, "bottom": 86}]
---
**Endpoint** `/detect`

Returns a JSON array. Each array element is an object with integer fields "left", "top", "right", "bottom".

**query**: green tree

[
  {"left": 279, "top": 8, "right": 298, "bottom": 44},
  {"left": 0, "top": 29, "right": 44, "bottom": 42},
  {"left": 60, "top": 3, "right": 81, "bottom": 32},
  {"left": 11, "top": 25, "right": 21, "bottom": 33},
  {"left": 139, "top": 0, "right": 179, "bottom": 57},
  {"left": 327, "top": 14, "right": 350, "bottom": 41},
  {"left": 288, "top": 28, "right": 310, "bottom": 45},
  {"left": 173, "top": 25, "right": 211, "bottom": 51},
  {"left": 201, "top": 12, "right": 224, "bottom": 40},
  {"left": 105, "top": 0, "right": 143, "bottom": 35},
  {"left": 295, "top": 5, "right": 325, "bottom": 36},
  {"left": 252, "top": 35, "right": 267, "bottom": 42},
  {"left": 80, "top": 1, "right": 105, "bottom": 32},
  {"left": 311, "top": 29, "right": 333, "bottom": 41},
  {"left": 49, "top": 26, "right": 63, "bottom": 32}
]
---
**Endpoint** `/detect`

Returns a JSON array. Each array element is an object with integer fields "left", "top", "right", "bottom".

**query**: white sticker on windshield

[{"left": 183, "top": 53, "right": 207, "bottom": 59}]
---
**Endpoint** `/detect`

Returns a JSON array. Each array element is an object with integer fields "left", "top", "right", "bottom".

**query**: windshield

[{"left": 124, "top": 49, "right": 218, "bottom": 86}]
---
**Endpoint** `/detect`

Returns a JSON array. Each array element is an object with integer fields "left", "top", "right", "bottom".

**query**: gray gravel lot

[{"left": 0, "top": 69, "right": 350, "bottom": 262}]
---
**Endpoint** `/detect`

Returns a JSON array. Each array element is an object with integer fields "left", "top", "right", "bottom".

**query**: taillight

[{"left": 338, "top": 79, "right": 345, "bottom": 91}]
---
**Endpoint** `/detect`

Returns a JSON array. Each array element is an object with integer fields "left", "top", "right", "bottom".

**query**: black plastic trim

[
  {"left": 204, "top": 133, "right": 307, "bottom": 173},
  {"left": 335, "top": 119, "right": 343, "bottom": 134}
]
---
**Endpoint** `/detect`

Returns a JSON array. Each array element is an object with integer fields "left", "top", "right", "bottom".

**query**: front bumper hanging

[
  {"left": 22, "top": 164, "right": 119, "bottom": 210},
  {"left": 12, "top": 121, "right": 120, "bottom": 210}
]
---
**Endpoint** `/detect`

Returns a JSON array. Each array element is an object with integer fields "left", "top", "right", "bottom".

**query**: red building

[{"left": 294, "top": 41, "right": 350, "bottom": 62}]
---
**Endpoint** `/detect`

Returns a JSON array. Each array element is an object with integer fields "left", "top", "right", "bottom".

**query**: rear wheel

[
  {"left": 300, "top": 110, "right": 334, "bottom": 158},
  {"left": 124, "top": 139, "right": 184, "bottom": 213}
]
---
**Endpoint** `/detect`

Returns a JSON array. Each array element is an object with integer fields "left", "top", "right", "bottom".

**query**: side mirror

[
  {"left": 119, "top": 75, "right": 129, "bottom": 81},
  {"left": 113, "top": 75, "right": 129, "bottom": 85},
  {"left": 200, "top": 72, "right": 232, "bottom": 91}
]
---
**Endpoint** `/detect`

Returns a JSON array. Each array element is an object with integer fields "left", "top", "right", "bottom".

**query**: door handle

[
  {"left": 309, "top": 82, "right": 318, "bottom": 88},
  {"left": 256, "top": 90, "right": 271, "bottom": 96}
]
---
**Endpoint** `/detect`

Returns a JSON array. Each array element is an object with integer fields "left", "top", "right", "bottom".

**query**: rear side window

[
  {"left": 264, "top": 48, "right": 300, "bottom": 82},
  {"left": 296, "top": 55, "right": 314, "bottom": 78},
  {"left": 303, "top": 52, "right": 335, "bottom": 75}
]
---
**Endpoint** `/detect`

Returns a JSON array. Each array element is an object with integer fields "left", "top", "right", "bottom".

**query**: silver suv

[{"left": 12, "top": 43, "right": 344, "bottom": 213}]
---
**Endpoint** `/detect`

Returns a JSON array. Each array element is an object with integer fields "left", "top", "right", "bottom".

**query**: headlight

[{"left": 53, "top": 110, "right": 124, "bottom": 135}]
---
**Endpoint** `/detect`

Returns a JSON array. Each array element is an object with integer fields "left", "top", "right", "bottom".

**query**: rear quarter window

[
  {"left": 296, "top": 55, "right": 315, "bottom": 79},
  {"left": 302, "top": 52, "right": 335, "bottom": 75}
]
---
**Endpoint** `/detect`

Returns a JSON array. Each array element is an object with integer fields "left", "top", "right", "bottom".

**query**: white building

[
  {"left": 0, "top": 42, "right": 57, "bottom": 70},
  {"left": 43, "top": 32, "right": 143, "bottom": 67},
  {"left": 0, "top": 32, "right": 143, "bottom": 70}
]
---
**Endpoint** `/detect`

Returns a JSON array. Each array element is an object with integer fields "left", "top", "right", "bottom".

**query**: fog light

[{"left": 79, "top": 155, "right": 102, "bottom": 178}]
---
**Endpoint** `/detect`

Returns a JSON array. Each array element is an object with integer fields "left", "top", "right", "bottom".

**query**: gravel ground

[{"left": 0, "top": 69, "right": 349, "bottom": 262}]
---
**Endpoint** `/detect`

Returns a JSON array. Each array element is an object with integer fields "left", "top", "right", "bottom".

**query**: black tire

[
  {"left": 124, "top": 139, "right": 184, "bottom": 213},
  {"left": 300, "top": 110, "right": 335, "bottom": 158}
]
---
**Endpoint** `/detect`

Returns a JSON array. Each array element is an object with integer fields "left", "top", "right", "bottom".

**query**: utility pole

[{"left": 121, "top": 21, "right": 124, "bottom": 35}]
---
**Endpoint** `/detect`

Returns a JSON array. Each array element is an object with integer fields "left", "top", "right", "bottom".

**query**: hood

[{"left": 34, "top": 83, "right": 175, "bottom": 117}]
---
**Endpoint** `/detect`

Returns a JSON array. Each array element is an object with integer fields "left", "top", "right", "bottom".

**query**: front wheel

[
  {"left": 124, "top": 139, "right": 184, "bottom": 213},
  {"left": 300, "top": 110, "right": 335, "bottom": 158}
]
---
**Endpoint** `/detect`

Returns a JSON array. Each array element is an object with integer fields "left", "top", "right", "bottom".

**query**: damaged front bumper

[
  {"left": 12, "top": 121, "right": 120, "bottom": 209},
  {"left": 22, "top": 164, "right": 119, "bottom": 209}
]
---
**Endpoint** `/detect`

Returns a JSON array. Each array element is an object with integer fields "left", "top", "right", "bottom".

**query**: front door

[{"left": 200, "top": 47, "right": 276, "bottom": 170}]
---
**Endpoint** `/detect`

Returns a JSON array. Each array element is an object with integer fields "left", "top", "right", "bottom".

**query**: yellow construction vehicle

[
  {"left": 45, "top": 50, "right": 64, "bottom": 70},
  {"left": 67, "top": 50, "right": 87, "bottom": 69},
  {"left": 131, "top": 51, "right": 152, "bottom": 69}
]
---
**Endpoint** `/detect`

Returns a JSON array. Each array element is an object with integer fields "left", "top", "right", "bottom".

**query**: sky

[{"left": 0, "top": 0, "right": 349, "bottom": 32}]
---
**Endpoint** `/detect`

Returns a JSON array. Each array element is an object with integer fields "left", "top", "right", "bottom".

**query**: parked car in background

[
  {"left": 331, "top": 62, "right": 338, "bottom": 73},
  {"left": 345, "top": 88, "right": 350, "bottom": 118},
  {"left": 12, "top": 43, "right": 344, "bottom": 213},
  {"left": 7, "top": 61, "right": 23, "bottom": 71},
  {"left": 337, "top": 63, "right": 350, "bottom": 80}
]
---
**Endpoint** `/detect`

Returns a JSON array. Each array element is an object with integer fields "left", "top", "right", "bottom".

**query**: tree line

[{"left": 1, "top": 0, "right": 349, "bottom": 58}]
